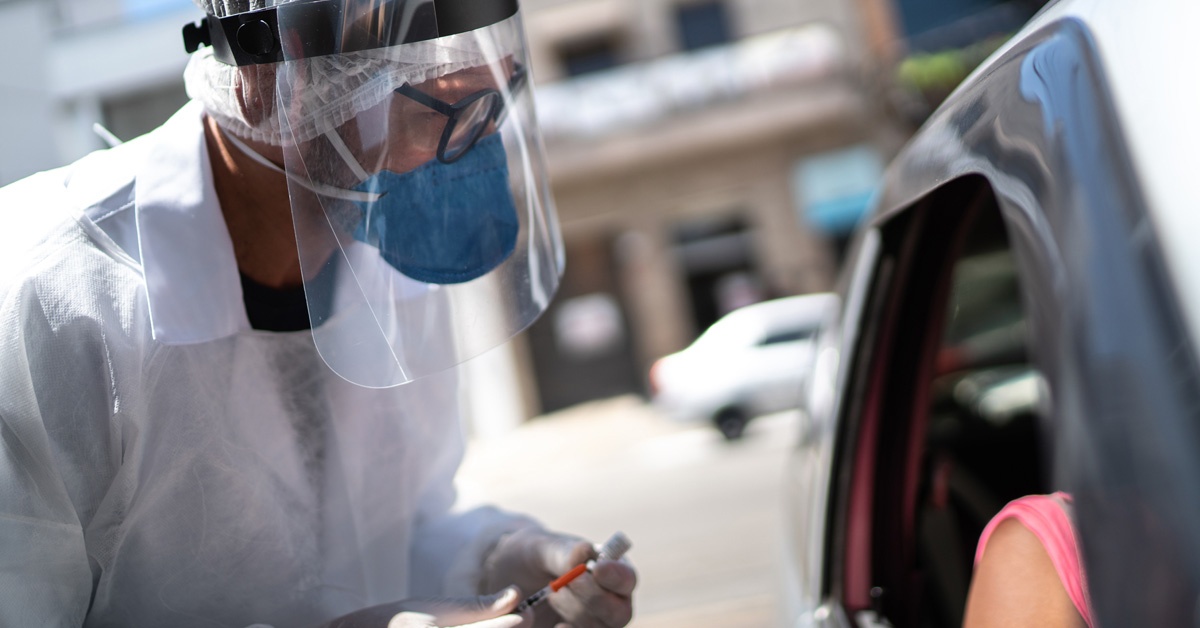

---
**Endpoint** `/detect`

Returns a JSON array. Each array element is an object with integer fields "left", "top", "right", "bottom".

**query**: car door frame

[{"left": 784, "top": 14, "right": 1200, "bottom": 628}]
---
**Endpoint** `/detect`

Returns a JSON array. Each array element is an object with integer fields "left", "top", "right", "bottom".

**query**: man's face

[
  {"left": 283, "top": 59, "right": 517, "bottom": 240},
  {"left": 328, "top": 61, "right": 514, "bottom": 178}
]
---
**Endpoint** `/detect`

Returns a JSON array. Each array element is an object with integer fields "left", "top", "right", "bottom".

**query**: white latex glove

[
  {"left": 320, "top": 586, "right": 529, "bottom": 628},
  {"left": 482, "top": 529, "right": 637, "bottom": 628}
]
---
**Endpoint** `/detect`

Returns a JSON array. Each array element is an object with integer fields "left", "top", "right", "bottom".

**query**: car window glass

[
  {"left": 761, "top": 328, "right": 815, "bottom": 346},
  {"left": 914, "top": 202, "right": 1045, "bottom": 628}
]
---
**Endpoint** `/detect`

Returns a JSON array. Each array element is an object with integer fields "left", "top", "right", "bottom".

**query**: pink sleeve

[{"left": 974, "top": 492, "right": 1093, "bottom": 627}]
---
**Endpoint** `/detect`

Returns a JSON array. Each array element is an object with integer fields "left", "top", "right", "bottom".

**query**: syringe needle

[
  {"left": 513, "top": 531, "right": 632, "bottom": 614},
  {"left": 514, "top": 564, "right": 588, "bottom": 613}
]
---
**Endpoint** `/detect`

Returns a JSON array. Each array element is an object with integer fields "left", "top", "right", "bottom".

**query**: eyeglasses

[{"left": 395, "top": 64, "right": 528, "bottom": 164}]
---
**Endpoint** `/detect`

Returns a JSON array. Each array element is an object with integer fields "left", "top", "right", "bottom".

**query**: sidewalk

[{"left": 457, "top": 396, "right": 801, "bottom": 628}]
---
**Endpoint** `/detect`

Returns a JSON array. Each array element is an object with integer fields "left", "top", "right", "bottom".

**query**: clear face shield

[{"left": 185, "top": 0, "right": 564, "bottom": 387}]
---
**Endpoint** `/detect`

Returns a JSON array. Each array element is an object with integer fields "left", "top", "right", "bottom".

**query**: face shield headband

[
  {"left": 183, "top": 0, "right": 519, "bottom": 68},
  {"left": 183, "top": 1, "right": 566, "bottom": 389}
]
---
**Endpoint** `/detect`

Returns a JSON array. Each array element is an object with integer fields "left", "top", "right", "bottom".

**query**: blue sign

[
  {"left": 123, "top": 0, "right": 191, "bottom": 21},
  {"left": 792, "top": 145, "right": 884, "bottom": 235}
]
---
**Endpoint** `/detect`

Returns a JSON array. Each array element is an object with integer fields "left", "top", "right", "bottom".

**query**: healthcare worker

[{"left": 0, "top": 0, "right": 635, "bottom": 626}]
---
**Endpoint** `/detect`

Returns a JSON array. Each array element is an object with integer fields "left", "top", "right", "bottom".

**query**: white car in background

[{"left": 649, "top": 293, "right": 838, "bottom": 439}]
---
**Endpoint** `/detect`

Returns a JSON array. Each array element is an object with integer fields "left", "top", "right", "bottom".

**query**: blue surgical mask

[{"left": 352, "top": 133, "right": 520, "bottom": 284}]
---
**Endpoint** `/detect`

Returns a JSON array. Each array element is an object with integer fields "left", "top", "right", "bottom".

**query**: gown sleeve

[
  {"left": 0, "top": 199, "right": 106, "bottom": 627},
  {"left": 404, "top": 369, "right": 540, "bottom": 598}
]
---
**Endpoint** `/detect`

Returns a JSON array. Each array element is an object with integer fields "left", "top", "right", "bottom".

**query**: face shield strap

[
  {"left": 323, "top": 130, "right": 373, "bottom": 182},
  {"left": 183, "top": 0, "right": 519, "bottom": 67},
  {"left": 220, "top": 127, "right": 382, "bottom": 203}
]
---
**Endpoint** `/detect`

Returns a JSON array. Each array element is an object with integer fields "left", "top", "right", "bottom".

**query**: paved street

[{"left": 457, "top": 396, "right": 802, "bottom": 628}]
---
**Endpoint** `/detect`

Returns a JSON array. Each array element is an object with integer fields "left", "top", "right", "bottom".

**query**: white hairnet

[
  {"left": 184, "top": 0, "right": 522, "bottom": 145},
  {"left": 191, "top": 0, "right": 265, "bottom": 17}
]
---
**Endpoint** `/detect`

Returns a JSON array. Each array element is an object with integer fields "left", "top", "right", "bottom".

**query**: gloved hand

[
  {"left": 320, "top": 586, "right": 529, "bottom": 628},
  {"left": 481, "top": 528, "right": 637, "bottom": 628}
]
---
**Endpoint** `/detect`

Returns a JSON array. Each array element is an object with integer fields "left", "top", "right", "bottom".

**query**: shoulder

[
  {"left": 964, "top": 518, "right": 1083, "bottom": 627},
  {"left": 0, "top": 166, "right": 77, "bottom": 260},
  {"left": 0, "top": 117, "right": 169, "bottom": 276},
  {"left": 974, "top": 493, "right": 1075, "bottom": 565},
  {"left": 0, "top": 105, "right": 197, "bottom": 279},
  {"left": 964, "top": 496, "right": 1086, "bottom": 628},
  {"left": 0, "top": 153, "right": 151, "bottom": 352}
]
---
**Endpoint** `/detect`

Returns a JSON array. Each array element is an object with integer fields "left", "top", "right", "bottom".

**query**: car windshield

[
  {"left": 692, "top": 308, "right": 818, "bottom": 352},
  {"left": 691, "top": 311, "right": 765, "bottom": 351}
]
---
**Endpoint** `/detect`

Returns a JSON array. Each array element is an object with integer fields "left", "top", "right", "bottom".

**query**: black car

[{"left": 780, "top": 1, "right": 1200, "bottom": 626}]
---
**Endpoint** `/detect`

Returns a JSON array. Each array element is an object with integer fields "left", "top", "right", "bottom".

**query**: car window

[
  {"left": 760, "top": 328, "right": 815, "bottom": 346},
  {"left": 833, "top": 182, "right": 1050, "bottom": 628},
  {"left": 907, "top": 194, "right": 1046, "bottom": 628}
]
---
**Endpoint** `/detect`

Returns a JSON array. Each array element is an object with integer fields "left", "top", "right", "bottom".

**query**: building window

[
  {"left": 675, "top": 2, "right": 732, "bottom": 51},
  {"left": 672, "top": 215, "right": 760, "bottom": 331},
  {"left": 558, "top": 37, "right": 620, "bottom": 77},
  {"left": 54, "top": 0, "right": 194, "bottom": 29},
  {"left": 895, "top": 0, "right": 1049, "bottom": 52},
  {"left": 101, "top": 82, "right": 190, "bottom": 143}
]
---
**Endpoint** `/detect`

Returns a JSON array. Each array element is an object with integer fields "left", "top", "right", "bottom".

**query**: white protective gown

[{"left": 0, "top": 102, "right": 535, "bottom": 628}]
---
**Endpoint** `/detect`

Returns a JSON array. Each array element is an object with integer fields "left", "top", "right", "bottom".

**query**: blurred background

[{"left": 0, "top": 0, "right": 1049, "bottom": 624}]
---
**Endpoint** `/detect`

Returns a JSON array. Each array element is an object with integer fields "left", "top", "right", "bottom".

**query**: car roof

[
  {"left": 732, "top": 293, "right": 836, "bottom": 324},
  {"left": 1002, "top": 0, "right": 1200, "bottom": 342},
  {"left": 876, "top": 0, "right": 1200, "bottom": 352},
  {"left": 703, "top": 293, "right": 837, "bottom": 340}
]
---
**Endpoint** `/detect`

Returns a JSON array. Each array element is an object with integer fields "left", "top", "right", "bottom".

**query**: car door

[
  {"left": 782, "top": 12, "right": 1200, "bottom": 628},
  {"left": 828, "top": 179, "right": 1043, "bottom": 628},
  {"left": 782, "top": 174, "right": 1034, "bottom": 625}
]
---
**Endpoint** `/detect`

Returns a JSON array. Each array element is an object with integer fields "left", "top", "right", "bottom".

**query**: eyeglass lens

[
  {"left": 444, "top": 92, "right": 502, "bottom": 161},
  {"left": 393, "top": 64, "right": 527, "bottom": 163}
]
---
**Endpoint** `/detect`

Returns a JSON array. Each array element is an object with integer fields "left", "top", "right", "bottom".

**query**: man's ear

[{"left": 234, "top": 64, "right": 277, "bottom": 128}]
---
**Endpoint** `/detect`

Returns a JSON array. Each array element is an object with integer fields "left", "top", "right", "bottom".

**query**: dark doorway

[
  {"left": 675, "top": 1, "right": 732, "bottom": 51},
  {"left": 526, "top": 235, "right": 643, "bottom": 414},
  {"left": 673, "top": 215, "right": 765, "bottom": 336},
  {"left": 558, "top": 37, "right": 621, "bottom": 77}
]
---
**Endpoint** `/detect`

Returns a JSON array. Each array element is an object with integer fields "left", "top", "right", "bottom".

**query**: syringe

[{"left": 514, "top": 531, "right": 632, "bottom": 614}]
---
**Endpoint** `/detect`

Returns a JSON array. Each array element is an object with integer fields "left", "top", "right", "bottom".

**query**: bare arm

[{"left": 962, "top": 519, "right": 1084, "bottom": 628}]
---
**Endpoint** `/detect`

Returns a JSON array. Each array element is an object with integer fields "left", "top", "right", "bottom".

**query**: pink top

[{"left": 974, "top": 492, "right": 1094, "bottom": 627}]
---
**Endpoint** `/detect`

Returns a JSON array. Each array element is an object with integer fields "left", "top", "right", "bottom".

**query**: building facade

[
  {"left": 0, "top": 0, "right": 201, "bottom": 186},
  {"left": 517, "top": 0, "right": 906, "bottom": 414},
  {"left": 0, "top": 0, "right": 918, "bottom": 427}
]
